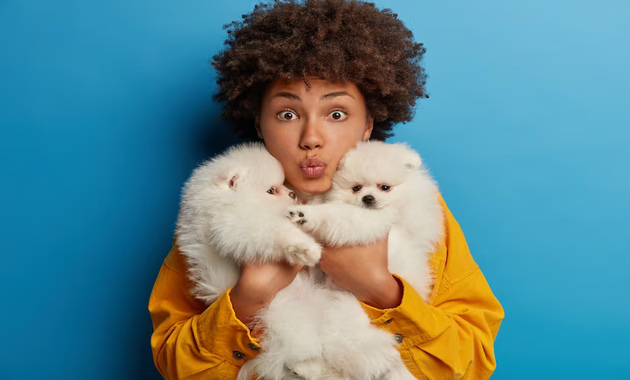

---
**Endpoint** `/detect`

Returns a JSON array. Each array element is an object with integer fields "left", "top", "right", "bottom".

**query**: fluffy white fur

[
  {"left": 239, "top": 278, "right": 416, "bottom": 380},
  {"left": 281, "top": 141, "right": 445, "bottom": 379},
  {"left": 176, "top": 143, "right": 328, "bottom": 380},
  {"left": 176, "top": 141, "right": 444, "bottom": 380},
  {"left": 288, "top": 141, "right": 444, "bottom": 301},
  {"left": 175, "top": 142, "right": 322, "bottom": 304}
]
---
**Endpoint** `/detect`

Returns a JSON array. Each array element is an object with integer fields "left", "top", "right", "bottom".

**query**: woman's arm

[
  {"left": 361, "top": 269, "right": 504, "bottom": 379},
  {"left": 149, "top": 240, "right": 302, "bottom": 379},
  {"left": 321, "top": 194, "right": 505, "bottom": 379},
  {"left": 148, "top": 242, "right": 256, "bottom": 379}
]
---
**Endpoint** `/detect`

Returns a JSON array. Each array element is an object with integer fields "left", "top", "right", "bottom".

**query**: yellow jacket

[{"left": 149, "top": 193, "right": 504, "bottom": 379}]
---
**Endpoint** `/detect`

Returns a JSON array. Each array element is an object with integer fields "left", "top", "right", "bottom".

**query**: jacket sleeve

[
  {"left": 148, "top": 240, "right": 262, "bottom": 379},
  {"left": 359, "top": 194, "right": 505, "bottom": 379}
]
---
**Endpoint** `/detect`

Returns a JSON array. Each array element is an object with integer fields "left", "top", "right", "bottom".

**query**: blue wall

[{"left": 1, "top": 0, "right": 628, "bottom": 378}]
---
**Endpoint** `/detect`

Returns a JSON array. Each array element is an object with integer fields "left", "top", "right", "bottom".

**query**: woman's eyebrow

[
  {"left": 271, "top": 92, "right": 301, "bottom": 100},
  {"left": 270, "top": 91, "right": 355, "bottom": 101},
  {"left": 321, "top": 91, "right": 355, "bottom": 100}
]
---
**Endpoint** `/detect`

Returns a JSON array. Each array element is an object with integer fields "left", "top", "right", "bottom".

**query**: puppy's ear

[
  {"left": 228, "top": 174, "right": 240, "bottom": 190},
  {"left": 213, "top": 169, "right": 244, "bottom": 190},
  {"left": 402, "top": 148, "right": 422, "bottom": 171},
  {"left": 336, "top": 155, "right": 347, "bottom": 172},
  {"left": 337, "top": 141, "right": 363, "bottom": 172}
]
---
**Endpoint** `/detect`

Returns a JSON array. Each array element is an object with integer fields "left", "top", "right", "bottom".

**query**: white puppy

[
  {"left": 175, "top": 142, "right": 322, "bottom": 305},
  {"left": 175, "top": 141, "right": 444, "bottom": 380},
  {"left": 285, "top": 141, "right": 445, "bottom": 379},
  {"left": 176, "top": 142, "right": 331, "bottom": 379}
]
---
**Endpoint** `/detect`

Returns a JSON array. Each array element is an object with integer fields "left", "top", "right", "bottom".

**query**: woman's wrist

[
  {"left": 230, "top": 281, "right": 273, "bottom": 328},
  {"left": 230, "top": 262, "right": 303, "bottom": 328},
  {"left": 357, "top": 272, "right": 403, "bottom": 310}
]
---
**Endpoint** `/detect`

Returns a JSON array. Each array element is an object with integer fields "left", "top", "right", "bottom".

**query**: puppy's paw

[
  {"left": 285, "top": 358, "right": 325, "bottom": 380},
  {"left": 286, "top": 206, "right": 310, "bottom": 228},
  {"left": 286, "top": 240, "right": 322, "bottom": 267}
]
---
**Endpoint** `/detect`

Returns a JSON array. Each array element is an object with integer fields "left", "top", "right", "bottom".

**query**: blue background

[{"left": 1, "top": 0, "right": 628, "bottom": 378}]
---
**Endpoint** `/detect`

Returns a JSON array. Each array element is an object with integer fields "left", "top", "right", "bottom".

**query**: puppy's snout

[{"left": 362, "top": 195, "right": 375, "bottom": 206}]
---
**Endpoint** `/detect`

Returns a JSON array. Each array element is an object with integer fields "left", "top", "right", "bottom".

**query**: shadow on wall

[{"left": 198, "top": 107, "right": 247, "bottom": 161}]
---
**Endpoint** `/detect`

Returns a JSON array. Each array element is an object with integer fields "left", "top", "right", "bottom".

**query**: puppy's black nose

[{"left": 362, "top": 195, "right": 375, "bottom": 206}]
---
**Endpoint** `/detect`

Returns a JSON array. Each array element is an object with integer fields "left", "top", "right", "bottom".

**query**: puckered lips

[{"left": 301, "top": 156, "right": 326, "bottom": 178}]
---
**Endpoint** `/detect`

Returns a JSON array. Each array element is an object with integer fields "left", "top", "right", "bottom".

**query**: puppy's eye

[
  {"left": 267, "top": 187, "right": 276, "bottom": 195},
  {"left": 379, "top": 185, "right": 391, "bottom": 192},
  {"left": 352, "top": 185, "right": 362, "bottom": 193},
  {"left": 289, "top": 192, "right": 296, "bottom": 199}
]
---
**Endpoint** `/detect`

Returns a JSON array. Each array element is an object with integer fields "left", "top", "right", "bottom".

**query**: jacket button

[
  {"left": 233, "top": 350, "right": 245, "bottom": 360},
  {"left": 248, "top": 343, "right": 260, "bottom": 351},
  {"left": 394, "top": 333, "right": 403, "bottom": 344}
]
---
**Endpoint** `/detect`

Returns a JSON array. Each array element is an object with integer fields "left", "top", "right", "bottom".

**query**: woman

[{"left": 149, "top": 1, "right": 504, "bottom": 379}]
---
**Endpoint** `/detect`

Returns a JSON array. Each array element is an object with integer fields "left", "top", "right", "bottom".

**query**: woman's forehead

[
  {"left": 266, "top": 77, "right": 360, "bottom": 95},
  {"left": 263, "top": 77, "right": 364, "bottom": 103}
]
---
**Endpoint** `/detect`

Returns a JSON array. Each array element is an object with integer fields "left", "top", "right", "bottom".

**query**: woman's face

[{"left": 256, "top": 78, "right": 374, "bottom": 197}]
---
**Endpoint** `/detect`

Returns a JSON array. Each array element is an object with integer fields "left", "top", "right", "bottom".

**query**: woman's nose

[{"left": 299, "top": 118, "right": 324, "bottom": 150}]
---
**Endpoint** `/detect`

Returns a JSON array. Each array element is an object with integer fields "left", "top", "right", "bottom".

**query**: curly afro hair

[{"left": 212, "top": 0, "right": 428, "bottom": 141}]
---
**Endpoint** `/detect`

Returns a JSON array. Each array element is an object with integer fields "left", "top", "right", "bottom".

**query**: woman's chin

[{"left": 291, "top": 176, "right": 332, "bottom": 197}]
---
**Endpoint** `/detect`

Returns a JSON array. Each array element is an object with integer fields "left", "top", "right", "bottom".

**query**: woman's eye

[
  {"left": 352, "top": 185, "right": 362, "bottom": 193},
  {"left": 267, "top": 187, "right": 276, "bottom": 194},
  {"left": 328, "top": 109, "right": 348, "bottom": 121},
  {"left": 380, "top": 185, "right": 391, "bottom": 192},
  {"left": 289, "top": 192, "right": 296, "bottom": 199},
  {"left": 277, "top": 111, "right": 297, "bottom": 121}
]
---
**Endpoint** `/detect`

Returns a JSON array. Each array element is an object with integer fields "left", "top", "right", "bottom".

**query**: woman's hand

[
  {"left": 319, "top": 235, "right": 403, "bottom": 310},
  {"left": 230, "top": 261, "right": 303, "bottom": 329}
]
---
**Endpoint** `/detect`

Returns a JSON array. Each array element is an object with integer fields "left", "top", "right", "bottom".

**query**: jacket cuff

[
  {"left": 360, "top": 274, "right": 443, "bottom": 348},
  {"left": 196, "top": 287, "right": 262, "bottom": 366}
]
